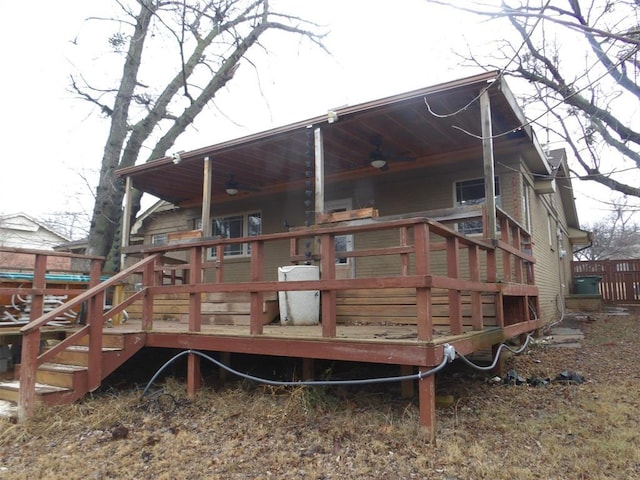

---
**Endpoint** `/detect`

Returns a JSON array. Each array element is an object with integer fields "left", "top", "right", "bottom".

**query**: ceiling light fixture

[{"left": 225, "top": 176, "right": 239, "bottom": 195}]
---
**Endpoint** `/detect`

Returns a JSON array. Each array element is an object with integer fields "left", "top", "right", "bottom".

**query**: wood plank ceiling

[{"left": 116, "top": 71, "right": 541, "bottom": 207}]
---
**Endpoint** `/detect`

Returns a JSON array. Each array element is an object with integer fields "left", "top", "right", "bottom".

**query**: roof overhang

[{"left": 117, "top": 71, "right": 552, "bottom": 207}]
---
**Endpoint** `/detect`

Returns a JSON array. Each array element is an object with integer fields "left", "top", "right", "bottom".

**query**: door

[{"left": 325, "top": 199, "right": 355, "bottom": 279}]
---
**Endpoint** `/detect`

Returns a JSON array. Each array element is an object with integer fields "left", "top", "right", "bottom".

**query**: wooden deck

[{"left": 1, "top": 209, "right": 541, "bottom": 441}]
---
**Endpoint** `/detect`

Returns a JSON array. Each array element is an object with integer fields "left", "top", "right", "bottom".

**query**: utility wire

[
  {"left": 424, "top": 0, "right": 553, "bottom": 120},
  {"left": 456, "top": 334, "right": 533, "bottom": 372},
  {"left": 139, "top": 337, "right": 533, "bottom": 399}
]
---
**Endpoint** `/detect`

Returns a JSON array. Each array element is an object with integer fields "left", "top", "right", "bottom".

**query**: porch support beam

[
  {"left": 314, "top": 127, "right": 324, "bottom": 217},
  {"left": 418, "top": 374, "right": 436, "bottom": 443},
  {"left": 201, "top": 156, "right": 212, "bottom": 236},
  {"left": 121, "top": 176, "right": 132, "bottom": 270},
  {"left": 480, "top": 89, "right": 497, "bottom": 240}
]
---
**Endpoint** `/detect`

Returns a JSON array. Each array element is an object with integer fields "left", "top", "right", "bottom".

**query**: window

[
  {"left": 151, "top": 233, "right": 167, "bottom": 246},
  {"left": 455, "top": 177, "right": 501, "bottom": 235},
  {"left": 197, "top": 212, "right": 261, "bottom": 257}
]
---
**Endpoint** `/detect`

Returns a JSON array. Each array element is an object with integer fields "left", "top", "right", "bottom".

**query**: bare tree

[
  {"left": 575, "top": 199, "right": 640, "bottom": 260},
  {"left": 426, "top": 0, "right": 640, "bottom": 200},
  {"left": 73, "top": 0, "right": 325, "bottom": 271}
]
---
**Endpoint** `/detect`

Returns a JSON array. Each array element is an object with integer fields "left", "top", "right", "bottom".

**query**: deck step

[
  {"left": 52, "top": 345, "right": 121, "bottom": 367},
  {"left": 71, "top": 333, "right": 126, "bottom": 349},
  {"left": 0, "top": 380, "right": 71, "bottom": 403},
  {"left": 5, "top": 331, "right": 146, "bottom": 414}
]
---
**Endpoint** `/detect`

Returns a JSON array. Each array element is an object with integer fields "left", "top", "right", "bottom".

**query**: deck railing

[
  {"left": 0, "top": 246, "right": 162, "bottom": 420},
  {"left": 123, "top": 211, "right": 536, "bottom": 337},
  {"left": 7, "top": 209, "right": 536, "bottom": 420}
]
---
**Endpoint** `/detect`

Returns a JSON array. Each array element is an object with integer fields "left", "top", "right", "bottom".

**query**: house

[
  {"left": 2, "top": 71, "right": 589, "bottom": 440},
  {"left": 125, "top": 71, "right": 588, "bottom": 324},
  {"left": 0, "top": 213, "right": 70, "bottom": 270}
]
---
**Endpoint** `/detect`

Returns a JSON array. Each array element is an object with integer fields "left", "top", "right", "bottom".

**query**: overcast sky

[{"left": 0, "top": 0, "right": 614, "bottom": 230}]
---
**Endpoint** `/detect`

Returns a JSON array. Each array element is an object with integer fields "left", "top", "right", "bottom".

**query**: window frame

[
  {"left": 195, "top": 211, "right": 262, "bottom": 258},
  {"left": 151, "top": 233, "right": 168, "bottom": 246},
  {"left": 454, "top": 176, "right": 501, "bottom": 235}
]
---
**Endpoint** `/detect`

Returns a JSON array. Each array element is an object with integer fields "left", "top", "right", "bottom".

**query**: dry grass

[{"left": 1, "top": 308, "right": 640, "bottom": 479}]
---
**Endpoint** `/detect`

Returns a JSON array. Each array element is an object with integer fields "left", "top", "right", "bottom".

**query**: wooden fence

[{"left": 572, "top": 259, "right": 640, "bottom": 303}]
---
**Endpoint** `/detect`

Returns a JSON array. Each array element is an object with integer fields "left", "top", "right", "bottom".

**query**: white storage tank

[{"left": 278, "top": 265, "right": 320, "bottom": 325}]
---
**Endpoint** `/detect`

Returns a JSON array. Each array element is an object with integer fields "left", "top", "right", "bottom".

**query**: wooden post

[
  {"left": 87, "top": 287, "right": 105, "bottom": 391},
  {"left": 399, "top": 227, "right": 409, "bottom": 276},
  {"left": 19, "top": 253, "right": 47, "bottom": 420},
  {"left": 250, "top": 240, "right": 265, "bottom": 335},
  {"left": 121, "top": 176, "right": 132, "bottom": 271},
  {"left": 18, "top": 330, "right": 40, "bottom": 422},
  {"left": 187, "top": 352, "right": 201, "bottom": 397},
  {"left": 201, "top": 156, "right": 212, "bottom": 237},
  {"left": 500, "top": 216, "right": 511, "bottom": 283},
  {"left": 29, "top": 253, "right": 46, "bottom": 322},
  {"left": 314, "top": 128, "right": 324, "bottom": 217},
  {"left": 480, "top": 89, "right": 497, "bottom": 240},
  {"left": 219, "top": 352, "right": 231, "bottom": 382},
  {"left": 302, "top": 358, "right": 315, "bottom": 381},
  {"left": 320, "top": 233, "right": 336, "bottom": 338},
  {"left": 400, "top": 365, "right": 414, "bottom": 398},
  {"left": 469, "top": 245, "right": 483, "bottom": 331},
  {"left": 142, "top": 255, "right": 155, "bottom": 331},
  {"left": 447, "top": 237, "right": 462, "bottom": 335},
  {"left": 215, "top": 244, "right": 224, "bottom": 283},
  {"left": 414, "top": 223, "right": 432, "bottom": 341},
  {"left": 189, "top": 246, "right": 202, "bottom": 333},
  {"left": 512, "top": 226, "right": 523, "bottom": 283},
  {"left": 418, "top": 373, "right": 436, "bottom": 443}
]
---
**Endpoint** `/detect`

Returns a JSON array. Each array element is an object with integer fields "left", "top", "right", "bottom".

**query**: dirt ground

[{"left": 1, "top": 307, "right": 639, "bottom": 479}]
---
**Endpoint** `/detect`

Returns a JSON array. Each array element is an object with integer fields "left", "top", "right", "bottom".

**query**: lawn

[{"left": 1, "top": 308, "right": 639, "bottom": 479}]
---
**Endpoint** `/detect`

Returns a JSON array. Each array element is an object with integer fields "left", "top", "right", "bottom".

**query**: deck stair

[{"left": 0, "top": 331, "right": 145, "bottom": 421}]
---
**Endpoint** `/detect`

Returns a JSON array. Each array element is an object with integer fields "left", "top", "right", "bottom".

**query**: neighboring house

[{"left": 0, "top": 213, "right": 70, "bottom": 270}]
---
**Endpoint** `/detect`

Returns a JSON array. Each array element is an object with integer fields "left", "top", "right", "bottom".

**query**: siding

[{"left": 136, "top": 155, "right": 567, "bottom": 326}]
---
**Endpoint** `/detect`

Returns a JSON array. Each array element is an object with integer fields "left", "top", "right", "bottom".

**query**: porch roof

[{"left": 116, "top": 71, "right": 551, "bottom": 207}]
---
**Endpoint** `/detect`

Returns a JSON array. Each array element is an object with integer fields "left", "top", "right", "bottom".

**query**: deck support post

[
  {"left": 187, "top": 352, "right": 201, "bottom": 397},
  {"left": 302, "top": 358, "right": 314, "bottom": 380},
  {"left": 400, "top": 365, "right": 414, "bottom": 398},
  {"left": 219, "top": 352, "right": 231, "bottom": 382},
  {"left": 418, "top": 373, "right": 437, "bottom": 443},
  {"left": 491, "top": 343, "right": 505, "bottom": 376}
]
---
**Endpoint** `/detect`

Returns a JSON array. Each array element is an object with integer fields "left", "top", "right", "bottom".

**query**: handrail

[
  {"left": 0, "top": 245, "right": 104, "bottom": 261},
  {"left": 20, "top": 253, "right": 161, "bottom": 334},
  {"left": 122, "top": 215, "right": 494, "bottom": 257}
]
